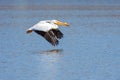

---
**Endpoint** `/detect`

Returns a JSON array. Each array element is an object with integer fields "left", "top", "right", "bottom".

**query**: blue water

[
  {"left": 0, "top": 0, "right": 120, "bottom": 80},
  {"left": 0, "top": 0, "right": 120, "bottom": 5}
]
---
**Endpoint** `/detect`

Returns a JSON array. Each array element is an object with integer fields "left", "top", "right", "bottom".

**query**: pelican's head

[{"left": 52, "top": 20, "right": 70, "bottom": 26}]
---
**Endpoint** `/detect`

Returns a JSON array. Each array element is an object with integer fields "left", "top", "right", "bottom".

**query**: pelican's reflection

[
  {"left": 38, "top": 49, "right": 63, "bottom": 79},
  {"left": 40, "top": 49, "right": 63, "bottom": 54}
]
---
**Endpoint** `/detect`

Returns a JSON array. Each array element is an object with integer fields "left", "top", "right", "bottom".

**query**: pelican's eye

[{"left": 47, "top": 21, "right": 51, "bottom": 23}]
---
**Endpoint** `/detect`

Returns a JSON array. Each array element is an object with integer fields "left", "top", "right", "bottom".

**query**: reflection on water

[
  {"left": 40, "top": 49, "right": 63, "bottom": 54},
  {"left": 38, "top": 49, "right": 63, "bottom": 80}
]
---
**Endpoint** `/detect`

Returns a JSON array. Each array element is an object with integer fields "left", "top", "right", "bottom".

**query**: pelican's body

[{"left": 26, "top": 20, "right": 69, "bottom": 46}]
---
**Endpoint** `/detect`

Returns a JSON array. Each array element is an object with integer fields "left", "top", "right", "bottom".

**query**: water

[{"left": 0, "top": 0, "right": 120, "bottom": 80}]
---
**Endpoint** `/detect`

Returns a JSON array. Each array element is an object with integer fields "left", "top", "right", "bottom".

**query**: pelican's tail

[{"left": 26, "top": 29, "right": 33, "bottom": 34}]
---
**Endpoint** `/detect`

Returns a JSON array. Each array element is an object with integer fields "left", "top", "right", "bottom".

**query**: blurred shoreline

[{"left": 0, "top": 5, "right": 120, "bottom": 10}]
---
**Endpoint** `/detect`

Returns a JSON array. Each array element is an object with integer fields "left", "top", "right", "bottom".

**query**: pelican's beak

[
  {"left": 54, "top": 20, "right": 70, "bottom": 26},
  {"left": 26, "top": 30, "right": 32, "bottom": 34}
]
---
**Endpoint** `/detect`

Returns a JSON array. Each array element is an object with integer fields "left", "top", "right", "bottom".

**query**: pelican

[{"left": 26, "top": 20, "right": 70, "bottom": 46}]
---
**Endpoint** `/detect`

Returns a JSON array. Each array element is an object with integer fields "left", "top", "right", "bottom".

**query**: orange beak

[{"left": 54, "top": 20, "right": 70, "bottom": 26}]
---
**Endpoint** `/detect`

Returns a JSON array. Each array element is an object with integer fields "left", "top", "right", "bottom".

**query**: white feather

[{"left": 27, "top": 20, "right": 58, "bottom": 32}]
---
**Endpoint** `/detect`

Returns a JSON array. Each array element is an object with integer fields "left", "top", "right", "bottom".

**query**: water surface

[{"left": 0, "top": 1, "right": 120, "bottom": 80}]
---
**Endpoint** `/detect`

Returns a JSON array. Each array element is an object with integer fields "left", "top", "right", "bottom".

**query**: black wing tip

[
  {"left": 51, "top": 40, "right": 59, "bottom": 46},
  {"left": 58, "top": 34, "right": 63, "bottom": 39}
]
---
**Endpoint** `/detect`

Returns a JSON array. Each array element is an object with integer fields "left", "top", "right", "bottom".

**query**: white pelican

[{"left": 26, "top": 20, "right": 70, "bottom": 46}]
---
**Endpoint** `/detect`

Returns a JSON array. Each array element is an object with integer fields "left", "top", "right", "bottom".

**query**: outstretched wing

[
  {"left": 51, "top": 29, "right": 63, "bottom": 39},
  {"left": 34, "top": 30, "right": 59, "bottom": 46}
]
